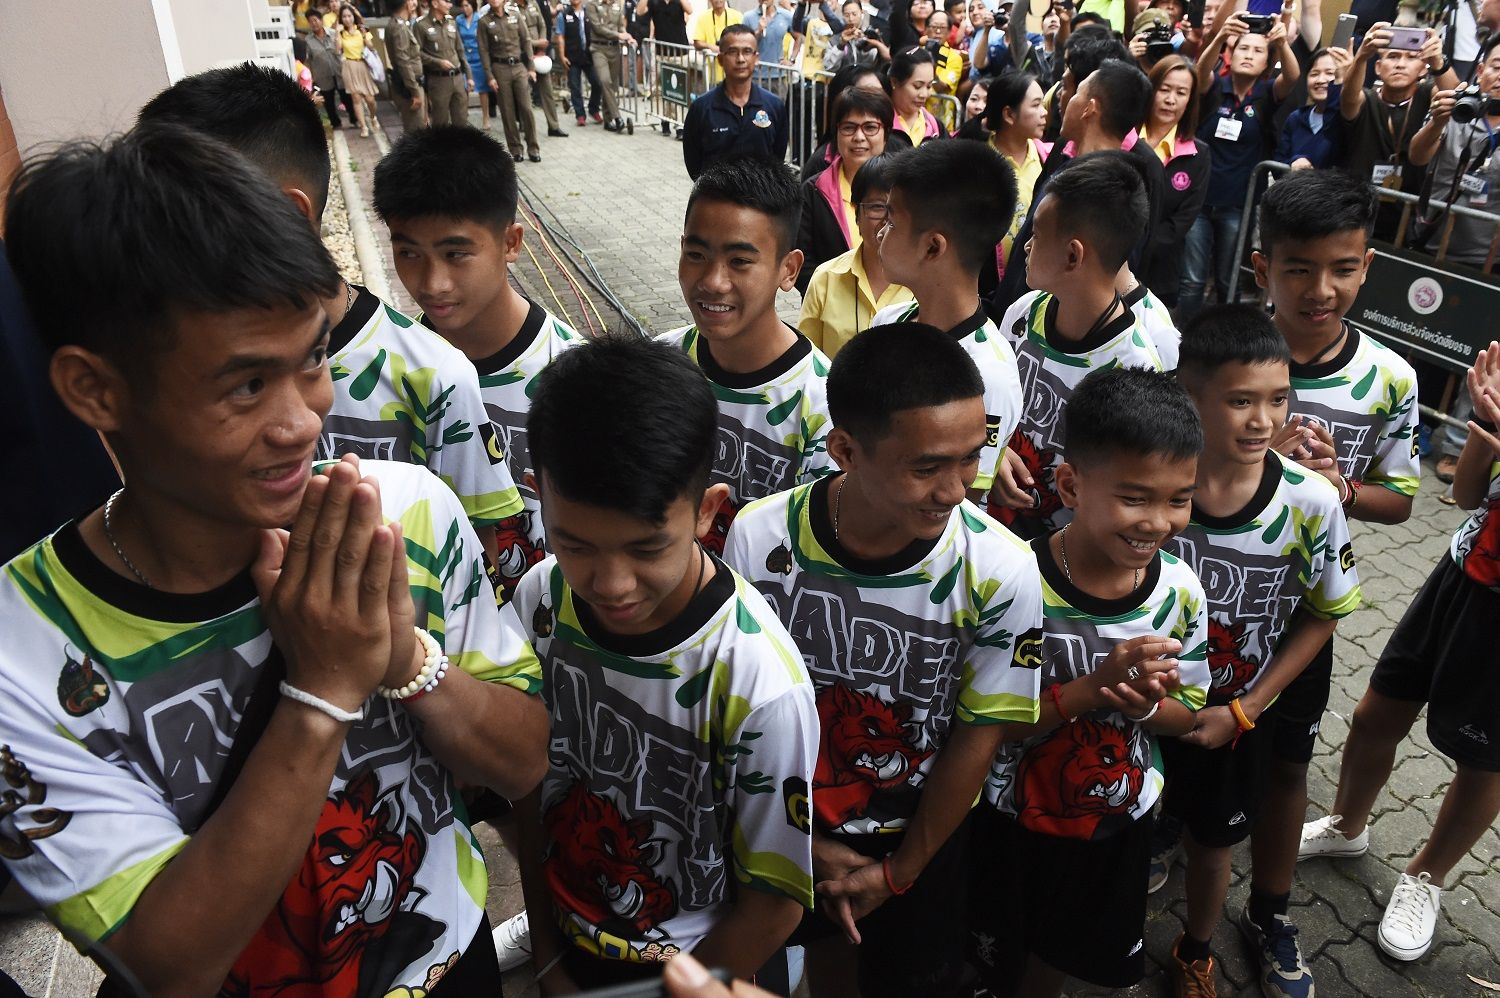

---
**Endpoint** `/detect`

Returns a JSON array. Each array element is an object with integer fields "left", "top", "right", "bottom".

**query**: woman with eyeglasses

[
  {"left": 798, "top": 154, "right": 913, "bottom": 357},
  {"left": 795, "top": 87, "right": 894, "bottom": 294}
]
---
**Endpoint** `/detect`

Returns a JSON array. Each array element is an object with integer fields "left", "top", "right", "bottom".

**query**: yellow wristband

[{"left": 1230, "top": 697, "right": 1256, "bottom": 732}]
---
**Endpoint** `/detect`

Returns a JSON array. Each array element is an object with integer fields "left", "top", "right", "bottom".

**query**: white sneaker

[
  {"left": 1298, "top": 814, "right": 1369, "bottom": 860},
  {"left": 491, "top": 910, "right": 532, "bottom": 972},
  {"left": 1378, "top": 872, "right": 1441, "bottom": 961}
]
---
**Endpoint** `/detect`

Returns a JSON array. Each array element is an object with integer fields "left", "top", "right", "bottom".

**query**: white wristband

[
  {"left": 1125, "top": 701, "right": 1161, "bottom": 724},
  {"left": 279, "top": 681, "right": 365, "bottom": 723}
]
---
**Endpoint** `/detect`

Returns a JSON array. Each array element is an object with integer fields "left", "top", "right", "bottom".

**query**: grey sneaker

[
  {"left": 1238, "top": 906, "right": 1315, "bottom": 998},
  {"left": 1298, "top": 814, "right": 1369, "bottom": 860}
]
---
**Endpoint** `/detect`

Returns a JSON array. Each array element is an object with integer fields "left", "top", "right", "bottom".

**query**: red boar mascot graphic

[
  {"left": 226, "top": 770, "right": 436, "bottom": 996},
  {"left": 544, "top": 782, "right": 678, "bottom": 939},
  {"left": 1014, "top": 719, "right": 1145, "bottom": 839},
  {"left": 988, "top": 431, "right": 1063, "bottom": 530},
  {"left": 814, "top": 684, "right": 933, "bottom": 828},
  {"left": 1463, "top": 500, "right": 1500, "bottom": 588},
  {"left": 1206, "top": 618, "right": 1259, "bottom": 698},
  {"left": 494, "top": 511, "right": 546, "bottom": 588}
]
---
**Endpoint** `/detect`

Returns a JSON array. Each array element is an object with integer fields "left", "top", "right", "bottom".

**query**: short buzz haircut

[
  {"left": 1258, "top": 169, "right": 1377, "bottom": 258},
  {"left": 137, "top": 63, "right": 332, "bottom": 220},
  {"left": 1176, "top": 304, "right": 1291, "bottom": 385},
  {"left": 827, "top": 322, "right": 985, "bottom": 444},
  {"left": 720, "top": 22, "right": 755, "bottom": 46},
  {"left": 1088, "top": 58, "right": 1154, "bottom": 137},
  {"left": 527, "top": 336, "right": 717, "bottom": 522},
  {"left": 3, "top": 123, "right": 341, "bottom": 386},
  {"left": 373, "top": 125, "right": 519, "bottom": 230},
  {"left": 1064, "top": 29, "right": 1130, "bottom": 83},
  {"left": 1063, "top": 366, "right": 1203, "bottom": 467},
  {"left": 884, "top": 140, "right": 1018, "bottom": 273},
  {"left": 1041, "top": 150, "right": 1148, "bottom": 272},
  {"left": 685, "top": 156, "right": 803, "bottom": 256}
]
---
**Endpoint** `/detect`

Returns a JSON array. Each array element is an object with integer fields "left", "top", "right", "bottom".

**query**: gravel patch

[{"left": 321, "top": 142, "right": 362, "bottom": 286}]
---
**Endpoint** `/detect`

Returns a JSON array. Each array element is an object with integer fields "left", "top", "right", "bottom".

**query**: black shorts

[
  {"left": 790, "top": 822, "right": 971, "bottom": 998},
  {"left": 1268, "top": 626, "right": 1334, "bottom": 764},
  {"left": 1370, "top": 554, "right": 1500, "bottom": 772},
  {"left": 1160, "top": 721, "right": 1270, "bottom": 847},
  {"left": 968, "top": 806, "right": 1152, "bottom": 990}
]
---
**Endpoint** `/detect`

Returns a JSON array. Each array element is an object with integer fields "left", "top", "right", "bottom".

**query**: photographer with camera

[
  {"left": 1128, "top": 7, "right": 1181, "bottom": 70},
  {"left": 1409, "top": 33, "right": 1500, "bottom": 270},
  {"left": 825, "top": 0, "right": 892, "bottom": 69},
  {"left": 1178, "top": 6, "right": 1299, "bottom": 317}
]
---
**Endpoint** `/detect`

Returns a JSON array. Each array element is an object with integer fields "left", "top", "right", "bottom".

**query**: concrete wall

[
  {"left": 0, "top": 0, "right": 183, "bottom": 155},
  {"left": 170, "top": 0, "right": 260, "bottom": 74}
]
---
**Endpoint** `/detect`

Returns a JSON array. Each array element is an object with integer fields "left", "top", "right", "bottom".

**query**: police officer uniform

[
  {"left": 521, "top": 0, "right": 567, "bottom": 135},
  {"left": 585, "top": 0, "right": 625, "bottom": 126},
  {"left": 386, "top": 13, "right": 427, "bottom": 132},
  {"left": 416, "top": 10, "right": 473, "bottom": 126},
  {"left": 479, "top": 3, "right": 540, "bottom": 159}
]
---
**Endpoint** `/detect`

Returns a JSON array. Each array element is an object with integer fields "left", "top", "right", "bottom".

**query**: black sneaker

[{"left": 548, "top": 127, "right": 569, "bottom": 137}]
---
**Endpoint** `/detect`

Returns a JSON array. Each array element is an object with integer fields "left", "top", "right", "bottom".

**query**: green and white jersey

[
  {"left": 871, "top": 301, "right": 1025, "bottom": 494},
  {"left": 467, "top": 299, "right": 581, "bottom": 595},
  {"left": 504, "top": 556, "right": 816, "bottom": 962},
  {"left": 1289, "top": 325, "right": 1420, "bottom": 498},
  {"left": 323, "top": 285, "right": 524, "bottom": 528},
  {"left": 1449, "top": 460, "right": 1500, "bottom": 590},
  {"left": 986, "top": 537, "right": 1209, "bottom": 842},
  {"left": 1168, "top": 453, "right": 1361, "bottom": 704},
  {"left": 724, "top": 478, "right": 1044, "bottom": 836},
  {"left": 658, "top": 325, "right": 835, "bottom": 554},
  {"left": 0, "top": 461, "right": 541, "bottom": 995},
  {"left": 989, "top": 290, "right": 1165, "bottom": 540},
  {"left": 1124, "top": 282, "right": 1180, "bottom": 371}
]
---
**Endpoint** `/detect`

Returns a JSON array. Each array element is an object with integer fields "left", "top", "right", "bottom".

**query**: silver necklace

[
  {"left": 833, "top": 476, "right": 847, "bottom": 540},
  {"left": 1059, "top": 524, "right": 1139, "bottom": 591},
  {"left": 103, "top": 490, "right": 153, "bottom": 588}
]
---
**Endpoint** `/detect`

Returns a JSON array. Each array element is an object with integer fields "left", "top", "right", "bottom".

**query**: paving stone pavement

[{"left": 3, "top": 98, "right": 1495, "bottom": 997}]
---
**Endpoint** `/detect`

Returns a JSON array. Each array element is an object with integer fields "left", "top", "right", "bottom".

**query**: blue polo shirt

[
  {"left": 1197, "top": 76, "right": 1280, "bottom": 208},
  {"left": 682, "top": 82, "right": 789, "bottom": 178}
]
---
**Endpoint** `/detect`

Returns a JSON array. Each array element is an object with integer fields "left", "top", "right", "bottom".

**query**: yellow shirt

[
  {"left": 991, "top": 135, "right": 1045, "bottom": 262},
  {"left": 901, "top": 110, "right": 929, "bottom": 146},
  {"left": 1139, "top": 125, "right": 1177, "bottom": 166},
  {"left": 798, "top": 245, "right": 914, "bottom": 358},
  {"left": 837, "top": 167, "right": 859, "bottom": 252},
  {"left": 339, "top": 27, "right": 371, "bottom": 60},
  {"left": 690, "top": 7, "right": 743, "bottom": 48}
]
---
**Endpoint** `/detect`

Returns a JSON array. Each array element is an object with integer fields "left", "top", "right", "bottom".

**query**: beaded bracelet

[{"left": 378, "top": 627, "right": 450, "bottom": 702}]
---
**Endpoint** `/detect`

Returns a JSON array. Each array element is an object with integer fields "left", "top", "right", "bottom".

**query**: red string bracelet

[
  {"left": 882, "top": 855, "right": 912, "bottom": 896},
  {"left": 1049, "top": 682, "right": 1076, "bottom": 724}
]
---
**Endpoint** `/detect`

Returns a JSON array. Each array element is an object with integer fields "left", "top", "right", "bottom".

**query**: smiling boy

[{"left": 659, "top": 157, "right": 835, "bottom": 554}]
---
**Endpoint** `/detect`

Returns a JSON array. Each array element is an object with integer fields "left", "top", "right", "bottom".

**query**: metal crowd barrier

[
  {"left": 1229, "top": 158, "right": 1500, "bottom": 427},
  {"left": 927, "top": 92, "right": 962, "bottom": 136}
]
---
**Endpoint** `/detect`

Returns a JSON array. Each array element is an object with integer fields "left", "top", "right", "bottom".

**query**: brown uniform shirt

[
  {"left": 386, "top": 16, "right": 424, "bottom": 93},
  {"left": 586, "top": 0, "right": 625, "bottom": 47},
  {"left": 520, "top": 0, "right": 553, "bottom": 53},
  {"left": 478, "top": 5, "right": 534, "bottom": 79},
  {"left": 414, "top": 12, "right": 473, "bottom": 82}
]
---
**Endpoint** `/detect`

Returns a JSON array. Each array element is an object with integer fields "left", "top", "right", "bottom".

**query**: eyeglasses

[
  {"left": 857, "top": 201, "right": 891, "bottom": 219},
  {"left": 837, "top": 120, "right": 884, "bottom": 137},
  {"left": 721, "top": 46, "right": 758, "bottom": 59}
]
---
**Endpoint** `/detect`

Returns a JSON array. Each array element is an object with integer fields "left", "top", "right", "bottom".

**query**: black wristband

[
  {"left": 1475, "top": 417, "right": 1497, "bottom": 433},
  {"left": 1432, "top": 56, "right": 1452, "bottom": 75}
]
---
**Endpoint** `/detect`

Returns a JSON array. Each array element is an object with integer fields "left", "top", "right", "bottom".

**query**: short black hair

[
  {"left": 831, "top": 86, "right": 896, "bottom": 135},
  {"left": 985, "top": 68, "right": 1039, "bottom": 131},
  {"left": 1481, "top": 31, "right": 1500, "bottom": 63},
  {"left": 1176, "top": 304, "right": 1291, "bottom": 384},
  {"left": 373, "top": 125, "right": 519, "bottom": 230},
  {"left": 828, "top": 322, "right": 985, "bottom": 444},
  {"left": 685, "top": 156, "right": 803, "bottom": 256},
  {"left": 528, "top": 336, "right": 717, "bottom": 522},
  {"left": 4, "top": 123, "right": 340, "bottom": 385},
  {"left": 720, "top": 21, "right": 755, "bottom": 45},
  {"left": 889, "top": 46, "right": 936, "bottom": 85},
  {"left": 1065, "top": 30, "right": 1131, "bottom": 83},
  {"left": 1258, "top": 169, "right": 1376, "bottom": 258},
  {"left": 1088, "top": 58, "right": 1153, "bottom": 137},
  {"left": 1070, "top": 11, "right": 1111, "bottom": 31},
  {"left": 850, "top": 152, "right": 898, "bottom": 205},
  {"left": 1041, "top": 150, "right": 1148, "bottom": 271},
  {"left": 885, "top": 140, "right": 1018, "bottom": 272},
  {"left": 1063, "top": 366, "right": 1203, "bottom": 467},
  {"left": 137, "top": 63, "right": 331, "bottom": 219}
]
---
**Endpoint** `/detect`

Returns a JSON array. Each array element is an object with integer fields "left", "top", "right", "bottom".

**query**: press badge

[
  {"left": 1371, "top": 163, "right": 1398, "bottom": 186},
  {"left": 1460, "top": 173, "right": 1489, "bottom": 205},
  {"left": 1214, "top": 116, "right": 1243, "bottom": 141}
]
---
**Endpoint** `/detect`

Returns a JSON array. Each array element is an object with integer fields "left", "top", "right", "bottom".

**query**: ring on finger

[{"left": 1126, "top": 666, "right": 1141, "bottom": 681}]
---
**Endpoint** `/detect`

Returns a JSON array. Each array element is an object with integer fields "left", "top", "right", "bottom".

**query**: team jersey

[
  {"left": 1450, "top": 459, "right": 1500, "bottom": 591},
  {"left": 724, "top": 478, "right": 1044, "bottom": 836},
  {"left": 986, "top": 537, "right": 1209, "bottom": 841},
  {"left": 1289, "top": 324, "right": 1421, "bottom": 499},
  {"left": 988, "top": 290, "right": 1165, "bottom": 539},
  {"left": 1168, "top": 452, "right": 1362, "bottom": 704},
  {"left": 0, "top": 461, "right": 541, "bottom": 995},
  {"left": 871, "top": 301, "right": 1025, "bottom": 494},
  {"left": 505, "top": 556, "right": 816, "bottom": 962},
  {"left": 323, "top": 285, "right": 524, "bottom": 528},
  {"left": 465, "top": 299, "right": 581, "bottom": 596},
  {"left": 1124, "top": 282, "right": 1180, "bottom": 371},
  {"left": 658, "top": 325, "right": 835, "bottom": 553}
]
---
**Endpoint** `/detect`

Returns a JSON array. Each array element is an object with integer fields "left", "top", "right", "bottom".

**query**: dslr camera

[
  {"left": 1143, "top": 24, "right": 1175, "bottom": 60},
  {"left": 1452, "top": 85, "right": 1500, "bottom": 124},
  {"left": 1240, "top": 13, "right": 1273, "bottom": 33}
]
